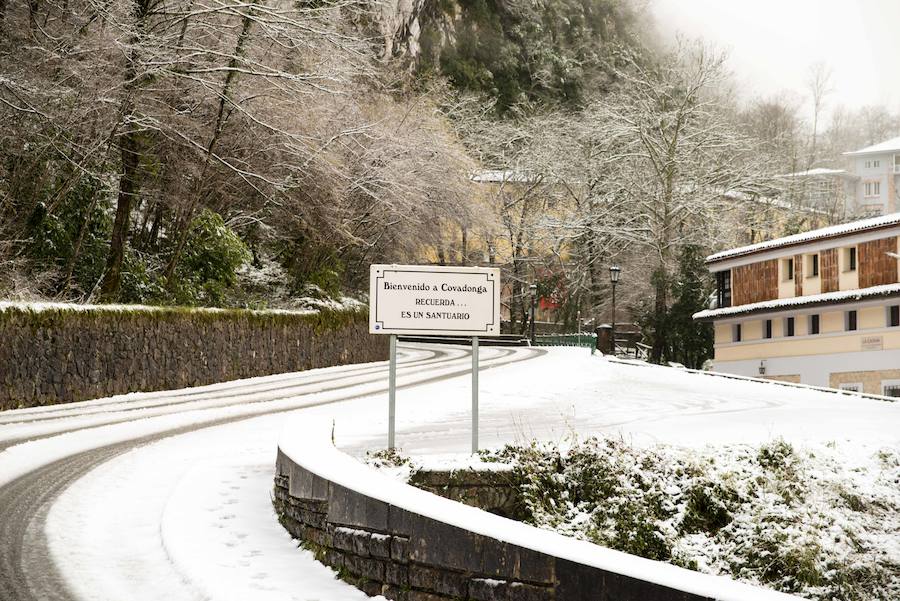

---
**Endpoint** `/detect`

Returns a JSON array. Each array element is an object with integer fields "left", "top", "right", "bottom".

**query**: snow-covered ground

[
  {"left": 2, "top": 344, "right": 898, "bottom": 601},
  {"left": 334, "top": 347, "right": 899, "bottom": 458},
  {"left": 46, "top": 416, "right": 380, "bottom": 601}
]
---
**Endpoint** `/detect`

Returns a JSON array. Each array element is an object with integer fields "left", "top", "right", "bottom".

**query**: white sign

[{"left": 369, "top": 264, "right": 501, "bottom": 336}]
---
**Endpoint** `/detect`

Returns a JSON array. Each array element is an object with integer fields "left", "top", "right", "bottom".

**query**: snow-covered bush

[{"left": 481, "top": 438, "right": 899, "bottom": 601}]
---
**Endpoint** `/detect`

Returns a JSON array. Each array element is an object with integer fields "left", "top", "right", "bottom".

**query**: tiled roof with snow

[
  {"left": 778, "top": 167, "right": 852, "bottom": 178},
  {"left": 843, "top": 135, "right": 900, "bottom": 156},
  {"left": 693, "top": 283, "right": 900, "bottom": 320},
  {"left": 706, "top": 212, "right": 900, "bottom": 263}
]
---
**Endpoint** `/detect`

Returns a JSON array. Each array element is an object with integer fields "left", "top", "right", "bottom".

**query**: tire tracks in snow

[
  {"left": 0, "top": 346, "right": 480, "bottom": 451},
  {"left": 0, "top": 343, "right": 545, "bottom": 601}
]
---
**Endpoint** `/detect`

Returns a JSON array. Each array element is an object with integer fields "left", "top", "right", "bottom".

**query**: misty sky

[{"left": 651, "top": 0, "right": 900, "bottom": 118}]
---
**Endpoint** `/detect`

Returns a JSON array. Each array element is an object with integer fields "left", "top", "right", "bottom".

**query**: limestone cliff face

[
  {"left": 375, "top": 0, "right": 459, "bottom": 60},
  {"left": 374, "top": 0, "right": 642, "bottom": 112},
  {"left": 376, "top": 0, "right": 427, "bottom": 58}
]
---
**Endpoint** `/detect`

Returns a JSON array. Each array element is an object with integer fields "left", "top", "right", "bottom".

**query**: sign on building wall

[
  {"left": 861, "top": 335, "right": 884, "bottom": 351},
  {"left": 369, "top": 265, "right": 501, "bottom": 336}
]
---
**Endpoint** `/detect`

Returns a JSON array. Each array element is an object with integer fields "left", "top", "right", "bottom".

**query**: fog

[{"left": 651, "top": 0, "right": 900, "bottom": 118}]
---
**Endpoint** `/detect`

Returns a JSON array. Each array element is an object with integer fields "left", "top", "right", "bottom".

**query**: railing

[
  {"left": 615, "top": 340, "right": 650, "bottom": 360},
  {"left": 534, "top": 333, "right": 596, "bottom": 352},
  {"left": 533, "top": 333, "right": 650, "bottom": 360}
]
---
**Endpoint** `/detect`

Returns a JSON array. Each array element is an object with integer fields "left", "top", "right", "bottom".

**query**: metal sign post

[
  {"left": 471, "top": 336, "right": 479, "bottom": 453},
  {"left": 388, "top": 334, "right": 397, "bottom": 450},
  {"left": 369, "top": 264, "right": 501, "bottom": 453}
]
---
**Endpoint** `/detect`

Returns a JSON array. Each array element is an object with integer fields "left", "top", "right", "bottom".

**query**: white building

[
  {"left": 842, "top": 136, "right": 900, "bottom": 216},
  {"left": 779, "top": 135, "right": 900, "bottom": 218}
]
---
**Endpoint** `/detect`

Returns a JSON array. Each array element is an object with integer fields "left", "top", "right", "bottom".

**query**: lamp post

[
  {"left": 529, "top": 283, "right": 538, "bottom": 344},
  {"left": 609, "top": 265, "right": 621, "bottom": 355},
  {"left": 577, "top": 310, "right": 582, "bottom": 347}
]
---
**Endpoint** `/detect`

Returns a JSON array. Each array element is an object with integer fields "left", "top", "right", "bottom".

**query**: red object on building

[{"left": 539, "top": 296, "right": 559, "bottom": 310}]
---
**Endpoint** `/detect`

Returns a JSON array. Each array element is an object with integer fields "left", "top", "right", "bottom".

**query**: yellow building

[{"left": 694, "top": 213, "right": 900, "bottom": 396}]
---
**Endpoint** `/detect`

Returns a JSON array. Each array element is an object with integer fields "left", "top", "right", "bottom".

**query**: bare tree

[
  {"left": 806, "top": 62, "right": 833, "bottom": 169},
  {"left": 739, "top": 93, "right": 804, "bottom": 174},
  {"left": 580, "top": 42, "right": 772, "bottom": 360}
]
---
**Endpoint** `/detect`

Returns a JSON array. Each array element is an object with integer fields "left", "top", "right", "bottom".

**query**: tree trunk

[
  {"left": 163, "top": 4, "right": 256, "bottom": 288},
  {"left": 96, "top": 0, "right": 151, "bottom": 301},
  {"left": 511, "top": 258, "right": 522, "bottom": 334},
  {"left": 147, "top": 202, "right": 164, "bottom": 248},
  {"left": 28, "top": 0, "right": 38, "bottom": 30},
  {"left": 650, "top": 264, "right": 668, "bottom": 363},
  {"left": 98, "top": 126, "right": 140, "bottom": 300},
  {"left": 61, "top": 195, "right": 100, "bottom": 295},
  {"left": 585, "top": 229, "right": 601, "bottom": 319},
  {"left": 134, "top": 200, "right": 154, "bottom": 250},
  {"left": 460, "top": 226, "right": 467, "bottom": 265}
]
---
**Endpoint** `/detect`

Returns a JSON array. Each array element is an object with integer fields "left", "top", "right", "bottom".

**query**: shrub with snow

[{"left": 480, "top": 437, "right": 899, "bottom": 601}]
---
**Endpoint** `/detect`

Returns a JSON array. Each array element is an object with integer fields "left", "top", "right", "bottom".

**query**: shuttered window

[{"left": 785, "top": 317, "right": 795, "bottom": 337}]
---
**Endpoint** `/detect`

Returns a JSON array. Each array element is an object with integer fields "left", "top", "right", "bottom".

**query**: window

[
  {"left": 874, "top": 160, "right": 881, "bottom": 168},
  {"left": 716, "top": 271, "right": 732, "bottom": 309},
  {"left": 848, "top": 247, "right": 857, "bottom": 271},
  {"left": 764, "top": 319, "right": 772, "bottom": 339},
  {"left": 865, "top": 160, "right": 871, "bottom": 168},
  {"left": 889, "top": 305, "right": 899, "bottom": 327},
  {"left": 882, "top": 381, "right": 900, "bottom": 398},
  {"left": 733, "top": 323, "right": 742, "bottom": 343},
  {"left": 785, "top": 316, "right": 795, "bottom": 337},
  {"left": 783, "top": 258, "right": 794, "bottom": 281},
  {"left": 807, "top": 253, "right": 819, "bottom": 277},
  {"left": 864, "top": 181, "right": 881, "bottom": 197},
  {"left": 839, "top": 383, "right": 862, "bottom": 393},
  {"left": 809, "top": 314, "right": 820, "bottom": 335},
  {"left": 846, "top": 310, "right": 857, "bottom": 331}
]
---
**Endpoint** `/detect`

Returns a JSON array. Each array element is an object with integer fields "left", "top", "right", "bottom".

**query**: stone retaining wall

[
  {"left": 274, "top": 449, "right": 717, "bottom": 601},
  {"left": 408, "top": 469, "right": 526, "bottom": 520},
  {"left": 0, "top": 304, "right": 386, "bottom": 410}
]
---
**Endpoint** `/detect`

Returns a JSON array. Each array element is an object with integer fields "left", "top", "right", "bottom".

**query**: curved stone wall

[{"left": 274, "top": 423, "right": 800, "bottom": 601}]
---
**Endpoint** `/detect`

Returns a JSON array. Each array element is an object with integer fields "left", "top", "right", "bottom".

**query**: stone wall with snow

[
  {"left": 0, "top": 304, "right": 385, "bottom": 409},
  {"left": 274, "top": 449, "right": 723, "bottom": 601}
]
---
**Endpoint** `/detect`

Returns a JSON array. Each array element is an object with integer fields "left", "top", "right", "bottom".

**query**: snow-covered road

[
  {"left": 0, "top": 343, "right": 542, "bottom": 601},
  {"left": 0, "top": 344, "right": 897, "bottom": 601}
]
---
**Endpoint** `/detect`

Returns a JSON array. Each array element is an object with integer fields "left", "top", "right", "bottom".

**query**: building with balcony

[
  {"left": 777, "top": 135, "right": 900, "bottom": 219},
  {"left": 843, "top": 136, "right": 900, "bottom": 216},
  {"left": 694, "top": 213, "right": 900, "bottom": 396},
  {"left": 778, "top": 167, "right": 858, "bottom": 218}
]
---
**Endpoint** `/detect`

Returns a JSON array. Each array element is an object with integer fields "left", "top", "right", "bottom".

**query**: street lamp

[
  {"left": 609, "top": 265, "right": 621, "bottom": 355},
  {"left": 529, "top": 283, "right": 538, "bottom": 344}
]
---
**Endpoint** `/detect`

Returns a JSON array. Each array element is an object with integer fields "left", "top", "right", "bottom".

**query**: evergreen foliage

[
  {"left": 418, "top": 0, "right": 639, "bottom": 112},
  {"left": 636, "top": 245, "right": 714, "bottom": 368}
]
